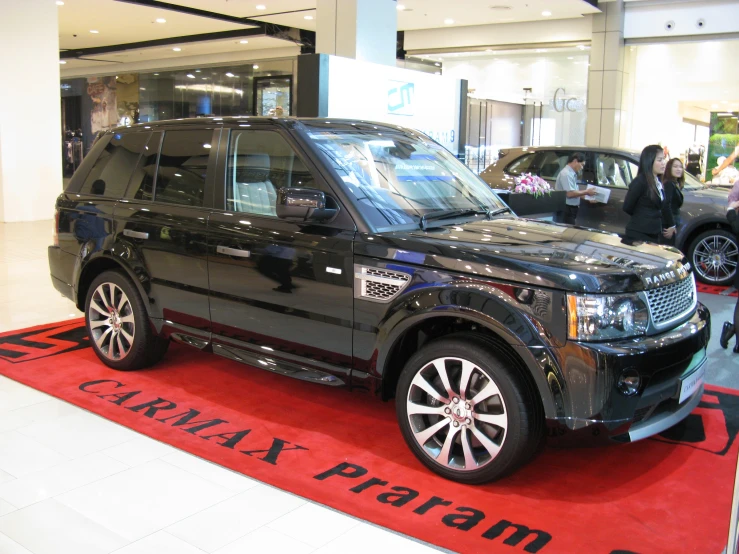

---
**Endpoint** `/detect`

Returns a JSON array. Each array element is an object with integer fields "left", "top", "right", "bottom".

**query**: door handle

[
  {"left": 217, "top": 245, "right": 251, "bottom": 258},
  {"left": 123, "top": 229, "right": 149, "bottom": 240}
]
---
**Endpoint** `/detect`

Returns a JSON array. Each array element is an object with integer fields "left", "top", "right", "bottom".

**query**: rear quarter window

[
  {"left": 78, "top": 132, "right": 151, "bottom": 197},
  {"left": 505, "top": 153, "right": 536, "bottom": 176}
]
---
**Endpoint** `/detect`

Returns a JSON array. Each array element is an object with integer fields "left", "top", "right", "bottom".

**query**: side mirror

[{"left": 276, "top": 188, "right": 338, "bottom": 223}]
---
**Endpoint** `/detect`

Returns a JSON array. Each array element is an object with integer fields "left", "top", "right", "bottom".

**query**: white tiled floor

[{"left": 0, "top": 221, "right": 443, "bottom": 554}]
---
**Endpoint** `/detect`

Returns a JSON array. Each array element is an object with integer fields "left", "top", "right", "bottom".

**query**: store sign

[
  {"left": 388, "top": 81, "right": 415, "bottom": 116},
  {"left": 552, "top": 87, "right": 585, "bottom": 112}
]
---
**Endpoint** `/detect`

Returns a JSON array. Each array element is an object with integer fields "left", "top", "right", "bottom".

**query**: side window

[
  {"left": 79, "top": 132, "right": 150, "bottom": 197},
  {"left": 595, "top": 153, "right": 632, "bottom": 188},
  {"left": 505, "top": 153, "right": 536, "bottom": 176},
  {"left": 536, "top": 151, "right": 571, "bottom": 179},
  {"left": 128, "top": 132, "right": 162, "bottom": 201},
  {"left": 153, "top": 129, "right": 213, "bottom": 207},
  {"left": 227, "top": 130, "right": 318, "bottom": 215}
]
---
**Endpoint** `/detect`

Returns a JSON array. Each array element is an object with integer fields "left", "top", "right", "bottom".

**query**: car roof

[
  {"left": 106, "top": 117, "right": 416, "bottom": 135},
  {"left": 503, "top": 145, "right": 641, "bottom": 158}
]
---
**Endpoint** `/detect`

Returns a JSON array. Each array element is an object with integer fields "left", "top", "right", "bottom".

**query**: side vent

[{"left": 355, "top": 265, "right": 411, "bottom": 303}]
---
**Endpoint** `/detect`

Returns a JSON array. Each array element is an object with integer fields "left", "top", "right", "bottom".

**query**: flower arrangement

[{"left": 513, "top": 173, "right": 552, "bottom": 197}]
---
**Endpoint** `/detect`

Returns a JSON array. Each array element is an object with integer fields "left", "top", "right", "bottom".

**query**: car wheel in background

[{"left": 688, "top": 229, "right": 738, "bottom": 286}]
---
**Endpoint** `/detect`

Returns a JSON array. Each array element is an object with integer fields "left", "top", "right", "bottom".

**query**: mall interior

[{"left": 2, "top": 0, "right": 739, "bottom": 552}]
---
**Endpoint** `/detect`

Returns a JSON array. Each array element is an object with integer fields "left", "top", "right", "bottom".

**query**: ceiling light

[
  {"left": 59, "top": 60, "right": 67, "bottom": 64},
  {"left": 542, "top": 11, "right": 552, "bottom": 16},
  {"left": 172, "top": 47, "right": 181, "bottom": 52},
  {"left": 240, "top": 40, "right": 248, "bottom": 44},
  {"left": 56, "top": 1, "right": 64, "bottom": 5},
  {"left": 444, "top": 18, "right": 454, "bottom": 24},
  {"left": 397, "top": 4, "right": 406, "bottom": 10},
  {"left": 253, "top": 64, "right": 259, "bottom": 69},
  {"left": 195, "top": 69, "right": 201, "bottom": 72},
  {"left": 567, "top": 56, "right": 574, "bottom": 59},
  {"left": 485, "top": 49, "right": 493, "bottom": 52},
  {"left": 186, "top": 74, "right": 195, "bottom": 78},
  {"left": 712, "top": 104, "right": 719, "bottom": 108},
  {"left": 154, "top": 73, "right": 159, "bottom": 75},
  {"left": 202, "top": 77, "right": 207, "bottom": 80},
  {"left": 89, "top": 29, "right": 99, "bottom": 34},
  {"left": 256, "top": 4, "right": 266, "bottom": 9},
  {"left": 156, "top": 18, "right": 166, "bottom": 23},
  {"left": 536, "top": 49, "right": 547, "bottom": 53},
  {"left": 304, "top": 15, "right": 313, "bottom": 20},
  {"left": 577, "top": 45, "right": 586, "bottom": 50},
  {"left": 226, "top": 72, "right": 235, "bottom": 77}
]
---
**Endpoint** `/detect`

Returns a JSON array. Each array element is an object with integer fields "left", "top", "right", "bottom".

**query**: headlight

[{"left": 567, "top": 293, "right": 648, "bottom": 341}]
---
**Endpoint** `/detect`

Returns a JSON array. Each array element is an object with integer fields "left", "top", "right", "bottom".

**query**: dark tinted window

[
  {"left": 128, "top": 132, "right": 162, "bottom": 202},
  {"left": 80, "top": 132, "right": 150, "bottom": 197},
  {"left": 536, "top": 151, "right": 571, "bottom": 179},
  {"left": 505, "top": 153, "right": 536, "bottom": 176},
  {"left": 154, "top": 130, "right": 213, "bottom": 207},
  {"left": 226, "top": 130, "right": 317, "bottom": 215}
]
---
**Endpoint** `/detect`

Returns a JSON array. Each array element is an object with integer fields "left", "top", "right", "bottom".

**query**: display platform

[
  {"left": 697, "top": 282, "right": 739, "bottom": 297},
  {"left": 1, "top": 319, "right": 737, "bottom": 554}
]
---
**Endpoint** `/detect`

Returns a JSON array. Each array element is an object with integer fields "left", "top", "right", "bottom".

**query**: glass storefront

[{"left": 60, "top": 58, "right": 296, "bottom": 174}]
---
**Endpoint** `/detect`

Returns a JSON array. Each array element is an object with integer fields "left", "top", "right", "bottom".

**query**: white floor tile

[
  {"left": 0, "top": 468, "right": 14, "bottom": 485},
  {"left": 57, "top": 459, "right": 236, "bottom": 542},
  {"left": 0, "top": 498, "right": 16, "bottom": 516},
  {"left": 103, "top": 436, "right": 177, "bottom": 467},
  {"left": 112, "top": 531, "right": 207, "bottom": 554},
  {"left": 160, "top": 451, "right": 259, "bottom": 493},
  {"left": 0, "top": 379, "right": 49, "bottom": 413},
  {"left": 0, "top": 398, "right": 80, "bottom": 433},
  {"left": 0, "top": 430, "right": 70, "bottom": 477},
  {"left": 167, "top": 484, "right": 306, "bottom": 553},
  {"left": 0, "top": 533, "right": 33, "bottom": 554},
  {"left": 315, "top": 523, "right": 437, "bottom": 554},
  {"left": 0, "top": 498, "right": 130, "bottom": 554},
  {"left": 213, "top": 527, "right": 314, "bottom": 554},
  {"left": 16, "top": 410, "right": 137, "bottom": 459},
  {"left": 0, "top": 452, "right": 129, "bottom": 509},
  {"left": 267, "top": 503, "right": 360, "bottom": 548}
]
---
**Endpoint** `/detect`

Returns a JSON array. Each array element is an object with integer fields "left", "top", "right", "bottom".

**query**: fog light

[{"left": 617, "top": 369, "right": 641, "bottom": 396}]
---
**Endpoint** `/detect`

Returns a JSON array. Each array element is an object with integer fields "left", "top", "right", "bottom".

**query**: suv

[
  {"left": 480, "top": 146, "right": 735, "bottom": 286},
  {"left": 49, "top": 118, "right": 709, "bottom": 483}
]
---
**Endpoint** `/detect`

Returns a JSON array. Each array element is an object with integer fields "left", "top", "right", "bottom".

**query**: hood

[
  {"left": 357, "top": 217, "right": 690, "bottom": 294},
  {"left": 685, "top": 185, "right": 729, "bottom": 204}
]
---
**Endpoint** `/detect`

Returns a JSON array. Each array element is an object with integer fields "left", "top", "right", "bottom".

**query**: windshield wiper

[
  {"left": 419, "top": 208, "right": 489, "bottom": 230},
  {"left": 488, "top": 207, "right": 512, "bottom": 217}
]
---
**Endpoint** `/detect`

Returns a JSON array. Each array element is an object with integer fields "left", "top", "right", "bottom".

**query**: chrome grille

[
  {"left": 645, "top": 275, "right": 696, "bottom": 327},
  {"left": 355, "top": 266, "right": 411, "bottom": 302}
]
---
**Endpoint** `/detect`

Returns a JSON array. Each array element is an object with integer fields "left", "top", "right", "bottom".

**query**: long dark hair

[
  {"left": 637, "top": 144, "right": 664, "bottom": 203},
  {"left": 663, "top": 158, "right": 685, "bottom": 190}
]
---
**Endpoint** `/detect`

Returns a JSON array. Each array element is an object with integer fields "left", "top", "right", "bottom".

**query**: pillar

[
  {"left": 315, "top": 0, "right": 397, "bottom": 67},
  {"left": 0, "top": 0, "right": 63, "bottom": 222},
  {"left": 585, "top": 0, "right": 626, "bottom": 148}
]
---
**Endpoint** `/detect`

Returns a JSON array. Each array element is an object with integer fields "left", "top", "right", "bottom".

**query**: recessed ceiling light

[
  {"left": 253, "top": 64, "right": 259, "bottom": 69},
  {"left": 140, "top": 87, "right": 146, "bottom": 90},
  {"left": 56, "top": 1, "right": 64, "bottom": 5},
  {"left": 304, "top": 15, "right": 313, "bottom": 20},
  {"left": 444, "top": 18, "right": 454, "bottom": 24},
  {"left": 202, "top": 77, "right": 207, "bottom": 80},
  {"left": 542, "top": 11, "right": 552, "bottom": 16},
  {"left": 577, "top": 45, "right": 586, "bottom": 50},
  {"left": 59, "top": 60, "right": 67, "bottom": 64},
  {"left": 567, "top": 56, "right": 574, "bottom": 59},
  {"left": 397, "top": 4, "right": 406, "bottom": 10},
  {"left": 154, "top": 73, "right": 159, "bottom": 75},
  {"left": 195, "top": 69, "right": 201, "bottom": 72},
  {"left": 89, "top": 29, "right": 99, "bottom": 33},
  {"left": 485, "top": 49, "right": 493, "bottom": 52},
  {"left": 536, "top": 49, "right": 547, "bottom": 53},
  {"left": 172, "top": 47, "right": 181, "bottom": 51},
  {"left": 156, "top": 18, "right": 166, "bottom": 23},
  {"left": 256, "top": 4, "right": 266, "bottom": 9},
  {"left": 712, "top": 104, "right": 719, "bottom": 108},
  {"left": 434, "top": 62, "right": 441, "bottom": 66},
  {"left": 489, "top": 5, "right": 511, "bottom": 9},
  {"left": 226, "top": 72, "right": 235, "bottom": 77},
  {"left": 240, "top": 40, "right": 249, "bottom": 44},
  {"left": 186, "top": 74, "right": 195, "bottom": 78}
]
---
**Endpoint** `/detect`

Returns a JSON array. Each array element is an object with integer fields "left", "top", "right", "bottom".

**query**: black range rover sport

[{"left": 49, "top": 117, "right": 709, "bottom": 483}]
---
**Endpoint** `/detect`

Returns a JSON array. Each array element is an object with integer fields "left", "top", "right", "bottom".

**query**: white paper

[{"left": 590, "top": 186, "right": 610, "bottom": 204}]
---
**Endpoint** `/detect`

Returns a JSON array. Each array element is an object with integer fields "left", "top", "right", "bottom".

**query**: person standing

[
  {"left": 623, "top": 144, "right": 674, "bottom": 243},
  {"left": 661, "top": 158, "right": 685, "bottom": 245},
  {"left": 719, "top": 180, "right": 739, "bottom": 352},
  {"left": 554, "top": 152, "right": 596, "bottom": 225}
]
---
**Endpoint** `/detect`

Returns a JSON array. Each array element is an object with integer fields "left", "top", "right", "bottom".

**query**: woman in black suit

[
  {"left": 622, "top": 144, "right": 675, "bottom": 242},
  {"left": 661, "top": 158, "right": 685, "bottom": 245}
]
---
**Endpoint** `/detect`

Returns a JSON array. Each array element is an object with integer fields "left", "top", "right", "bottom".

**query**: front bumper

[{"left": 545, "top": 303, "right": 710, "bottom": 443}]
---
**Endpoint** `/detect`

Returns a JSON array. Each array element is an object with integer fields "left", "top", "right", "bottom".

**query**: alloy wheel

[
  {"left": 88, "top": 282, "right": 135, "bottom": 361},
  {"left": 405, "top": 357, "right": 508, "bottom": 472},
  {"left": 693, "top": 234, "right": 738, "bottom": 284}
]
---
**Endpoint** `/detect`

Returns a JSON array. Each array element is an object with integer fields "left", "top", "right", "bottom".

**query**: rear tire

[
  {"left": 688, "top": 229, "right": 738, "bottom": 286},
  {"left": 85, "top": 270, "right": 169, "bottom": 371},
  {"left": 395, "top": 335, "right": 543, "bottom": 484}
]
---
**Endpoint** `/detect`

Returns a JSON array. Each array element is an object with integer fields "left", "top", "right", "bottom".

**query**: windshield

[
  {"left": 306, "top": 129, "right": 508, "bottom": 232},
  {"left": 683, "top": 171, "right": 704, "bottom": 190}
]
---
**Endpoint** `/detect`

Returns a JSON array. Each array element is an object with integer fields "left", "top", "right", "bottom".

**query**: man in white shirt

[{"left": 554, "top": 152, "right": 596, "bottom": 225}]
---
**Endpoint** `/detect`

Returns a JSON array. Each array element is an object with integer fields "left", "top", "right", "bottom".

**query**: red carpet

[
  {"left": 697, "top": 282, "right": 738, "bottom": 297},
  {"left": 1, "top": 320, "right": 737, "bottom": 554}
]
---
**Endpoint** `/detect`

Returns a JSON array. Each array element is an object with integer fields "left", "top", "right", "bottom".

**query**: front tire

[
  {"left": 85, "top": 270, "right": 168, "bottom": 371},
  {"left": 395, "top": 335, "right": 543, "bottom": 484},
  {"left": 688, "top": 229, "right": 738, "bottom": 286}
]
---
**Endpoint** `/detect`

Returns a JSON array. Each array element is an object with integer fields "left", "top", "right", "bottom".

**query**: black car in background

[
  {"left": 49, "top": 118, "right": 708, "bottom": 483},
  {"left": 480, "top": 146, "right": 735, "bottom": 286}
]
